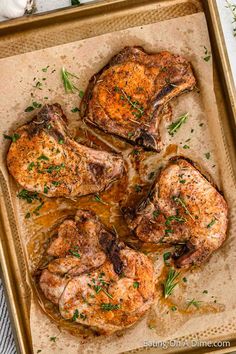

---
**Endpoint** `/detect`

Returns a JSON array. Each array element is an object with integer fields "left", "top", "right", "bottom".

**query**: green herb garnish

[
  {"left": 172, "top": 196, "right": 195, "bottom": 221},
  {"left": 45, "top": 163, "right": 65, "bottom": 173},
  {"left": 171, "top": 306, "right": 177, "bottom": 311},
  {"left": 71, "top": 107, "right": 80, "bottom": 113},
  {"left": 61, "top": 67, "right": 83, "bottom": 96},
  {"left": 182, "top": 277, "right": 187, "bottom": 283},
  {"left": 100, "top": 303, "right": 121, "bottom": 311},
  {"left": 69, "top": 246, "right": 81, "bottom": 259},
  {"left": 207, "top": 218, "right": 216, "bottom": 228},
  {"left": 163, "top": 252, "right": 171, "bottom": 265},
  {"left": 17, "top": 189, "right": 40, "bottom": 203},
  {"left": 203, "top": 46, "right": 211, "bottom": 62},
  {"left": 3, "top": 133, "right": 20, "bottom": 142},
  {"left": 205, "top": 152, "right": 211, "bottom": 159},
  {"left": 38, "top": 154, "right": 49, "bottom": 161},
  {"left": 50, "top": 337, "right": 57, "bottom": 342},
  {"left": 93, "top": 194, "right": 108, "bottom": 205},
  {"left": 168, "top": 113, "right": 189, "bottom": 136},
  {"left": 133, "top": 281, "right": 139, "bottom": 289},
  {"left": 42, "top": 65, "right": 49, "bottom": 72},
  {"left": 165, "top": 215, "right": 186, "bottom": 226},
  {"left": 163, "top": 268, "right": 180, "bottom": 298},
  {"left": 27, "top": 162, "right": 35, "bottom": 171},
  {"left": 183, "top": 145, "right": 190, "bottom": 149},
  {"left": 186, "top": 299, "right": 201, "bottom": 309},
  {"left": 134, "top": 184, "right": 142, "bottom": 193},
  {"left": 33, "top": 201, "right": 44, "bottom": 215}
]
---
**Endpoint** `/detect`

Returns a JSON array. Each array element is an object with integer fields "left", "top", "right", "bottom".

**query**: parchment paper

[{"left": 0, "top": 12, "right": 236, "bottom": 354}]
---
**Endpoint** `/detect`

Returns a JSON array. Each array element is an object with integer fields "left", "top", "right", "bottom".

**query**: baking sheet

[{"left": 0, "top": 11, "right": 236, "bottom": 354}]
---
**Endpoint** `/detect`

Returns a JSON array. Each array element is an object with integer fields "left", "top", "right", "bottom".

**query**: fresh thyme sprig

[
  {"left": 186, "top": 298, "right": 202, "bottom": 309},
  {"left": 61, "top": 67, "right": 84, "bottom": 96},
  {"left": 163, "top": 268, "right": 180, "bottom": 298},
  {"left": 93, "top": 194, "right": 108, "bottom": 205},
  {"left": 168, "top": 113, "right": 189, "bottom": 136},
  {"left": 226, "top": 0, "right": 236, "bottom": 36},
  {"left": 172, "top": 196, "right": 195, "bottom": 221}
]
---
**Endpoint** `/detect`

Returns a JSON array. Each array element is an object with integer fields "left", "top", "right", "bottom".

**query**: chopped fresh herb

[
  {"left": 44, "top": 185, "right": 49, "bottom": 194},
  {"left": 163, "top": 268, "right": 180, "bottom": 298},
  {"left": 61, "top": 67, "right": 82, "bottom": 95},
  {"left": 133, "top": 281, "right": 139, "bottom": 289},
  {"left": 186, "top": 298, "right": 201, "bottom": 309},
  {"left": 148, "top": 171, "right": 155, "bottom": 180},
  {"left": 52, "top": 181, "right": 61, "bottom": 186},
  {"left": 127, "top": 132, "right": 134, "bottom": 138},
  {"left": 93, "top": 194, "right": 108, "bottom": 205},
  {"left": 131, "top": 149, "right": 140, "bottom": 156},
  {"left": 72, "top": 309, "right": 79, "bottom": 321},
  {"left": 45, "top": 163, "right": 65, "bottom": 173},
  {"left": 207, "top": 218, "right": 216, "bottom": 228},
  {"left": 183, "top": 145, "right": 190, "bottom": 149},
  {"left": 28, "top": 162, "right": 35, "bottom": 171},
  {"left": 134, "top": 184, "right": 142, "bottom": 193},
  {"left": 17, "top": 189, "right": 39, "bottom": 203},
  {"left": 25, "top": 102, "right": 42, "bottom": 112},
  {"left": 165, "top": 215, "right": 186, "bottom": 226},
  {"left": 205, "top": 152, "right": 211, "bottom": 160},
  {"left": 79, "top": 90, "right": 84, "bottom": 98},
  {"left": 42, "top": 65, "right": 49, "bottom": 72},
  {"left": 168, "top": 113, "right": 189, "bottom": 136},
  {"left": 179, "top": 179, "right": 186, "bottom": 184},
  {"left": 69, "top": 246, "right": 81, "bottom": 258},
  {"left": 182, "top": 277, "right": 187, "bottom": 283},
  {"left": 153, "top": 209, "right": 160, "bottom": 218},
  {"left": 4, "top": 133, "right": 21, "bottom": 142},
  {"left": 32, "top": 101, "right": 42, "bottom": 108},
  {"left": 203, "top": 46, "right": 211, "bottom": 62},
  {"left": 25, "top": 106, "right": 34, "bottom": 112},
  {"left": 172, "top": 196, "right": 194, "bottom": 221},
  {"left": 203, "top": 290, "right": 208, "bottom": 294},
  {"left": 44, "top": 96, "right": 48, "bottom": 100},
  {"left": 71, "top": 0, "right": 80, "bottom": 5},
  {"left": 71, "top": 107, "right": 80, "bottom": 113},
  {"left": 50, "top": 337, "right": 57, "bottom": 342},
  {"left": 163, "top": 252, "right": 171, "bottom": 264},
  {"left": 100, "top": 303, "right": 121, "bottom": 311},
  {"left": 58, "top": 139, "right": 64, "bottom": 145},
  {"left": 185, "top": 138, "right": 191, "bottom": 142},
  {"left": 165, "top": 229, "right": 174, "bottom": 234},
  {"left": 171, "top": 306, "right": 177, "bottom": 311},
  {"left": 38, "top": 154, "right": 49, "bottom": 161},
  {"left": 33, "top": 81, "right": 43, "bottom": 90},
  {"left": 33, "top": 201, "right": 44, "bottom": 215},
  {"left": 25, "top": 212, "right": 31, "bottom": 219}
]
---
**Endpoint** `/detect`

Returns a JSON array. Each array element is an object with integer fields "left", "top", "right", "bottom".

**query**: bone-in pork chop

[
  {"left": 39, "top": 209, "right": 155, "bottom": 334},
  {"left": 126, "top": 158, "right": 228, "bottom": 267},
  {"left": 7, "top": 104, "right": 124, "bottom": 198},
  {"left": 81, "top": 46, "right": 196, "bottom": 151}
]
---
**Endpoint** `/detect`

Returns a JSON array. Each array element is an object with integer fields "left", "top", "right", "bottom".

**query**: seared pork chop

[
  {"left": 126, "top": 158, "right": 228, "bottom": 267},
  {"left": 39, "top": 209, "right": 155, "bottom": 334},
  {"left": 7, "top": 104, "right": 124, "bottom": 198},
  {"left": 81, "top": 46, "right": 196, "bottom": 151}
]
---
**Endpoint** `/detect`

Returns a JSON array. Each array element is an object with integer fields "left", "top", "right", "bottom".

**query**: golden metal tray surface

[{"left": 0, "top": 1, "right": 236, "bottom": 353}]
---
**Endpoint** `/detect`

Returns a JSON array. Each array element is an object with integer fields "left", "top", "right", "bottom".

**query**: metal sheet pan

[{"left": 0, "top": 1, "right": 235, "bottom": 353}]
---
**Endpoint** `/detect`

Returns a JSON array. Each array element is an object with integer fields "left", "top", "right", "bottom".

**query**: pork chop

[
  {"left": 81, "top": 46, "right": 196, "bottom": 151},
  {"left": 126, "top": 158, "right": 228, "bottom": 267},
  {"left": 7, "top": 104, "right": 124, "bottom": 198},
  {"left": 39, "top": 209, "right": 155, "bottom": 334}
]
